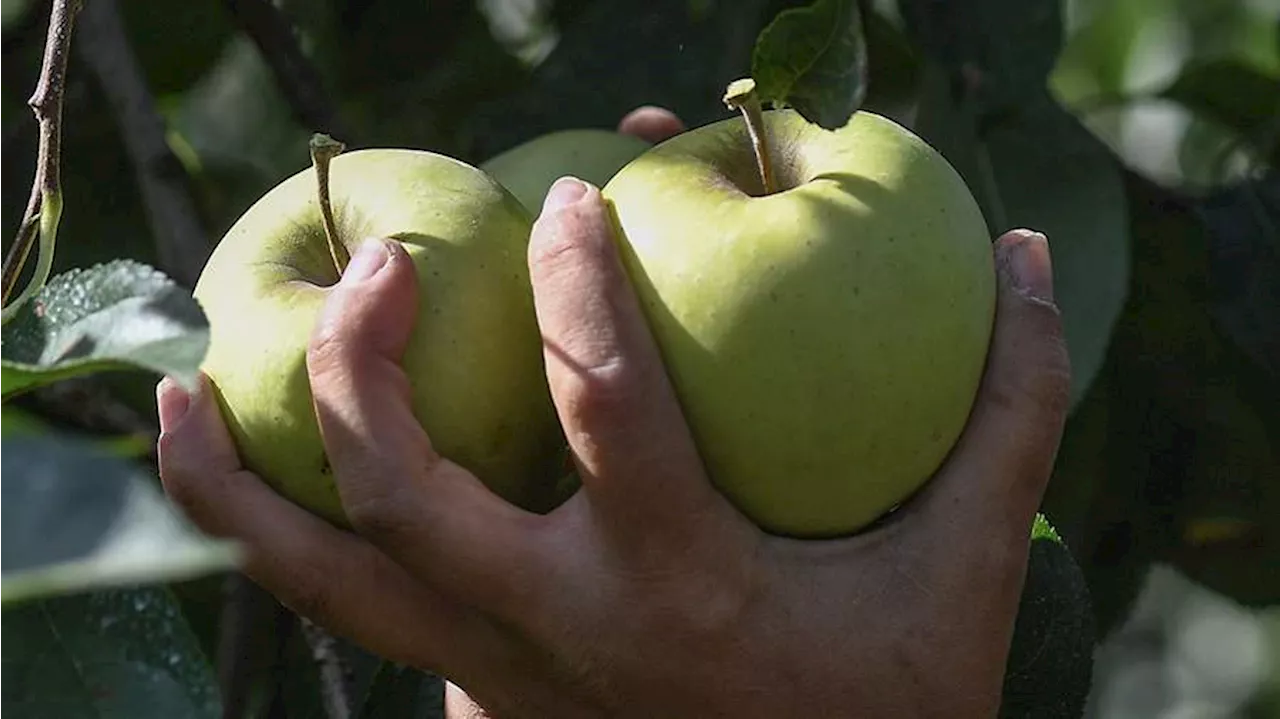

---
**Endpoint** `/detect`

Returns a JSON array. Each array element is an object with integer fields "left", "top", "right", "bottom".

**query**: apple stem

[
  {"left": 723, "top": 78, "right": 777, "bottom": 195},
  {"left": 309, "top": 133, "right": 349, "bottom": 274}
]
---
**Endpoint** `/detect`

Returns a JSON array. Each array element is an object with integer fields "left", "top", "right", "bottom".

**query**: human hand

[{"left": 157, "top": 108, "right": 1070, "bottom": 718}]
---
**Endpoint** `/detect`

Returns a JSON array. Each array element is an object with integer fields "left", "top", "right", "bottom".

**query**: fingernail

[
  {"left": 343, "top": 238, "right": 392, "bottom": 284},
  {"left": 542, "top": 177, "right": 589, "bottom": 213},
  {"left": 156, "top": 376, "right": 191, "bottom": 430},
  {"left": 1005, "top": 230, "right": 1054, "bottom": 302}
]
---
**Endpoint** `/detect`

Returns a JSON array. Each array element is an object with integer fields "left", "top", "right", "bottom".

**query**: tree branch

[
  {"left": 222, "top": 0, "right": 352, "bottom": 142},
  {"left": 75, "top": 0, "right": 211, "bottom": 288},
  {"left": 300, "top": 616, "right": 354, "bottom": 719},
  {"left": 216, "top": 575, "right": 293, "bottom": 719},
  {"left": 2, "top": 0, "right": 83, "bottom": 312}
]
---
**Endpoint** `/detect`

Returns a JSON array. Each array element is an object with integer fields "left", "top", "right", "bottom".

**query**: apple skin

[
  {"left": 193, "top": 149, "right": 565, "bottom": 525},
  {"left": 481, "top": 129, "right": 652, "bottom": 212},
  {"left": 601, "top": 109, "right": 996, "bottom": 538}
]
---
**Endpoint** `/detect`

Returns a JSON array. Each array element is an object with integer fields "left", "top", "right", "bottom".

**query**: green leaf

[
  {"left": 1043, "top": 170, "right": 1220, "bottom": 637},
  {"left": 1170, "top": 378, "right": 1280, "bottom": 608},
  {"left": 466, "top": 0, "right": 780, "bottom": 159},
  {"left": 899, "top": 0, "right": 1064, "bottom": 113},
  {"left": 1, "top": 586, "right": 222, "bottom": 718},
  {"left": 0, "top": 404, "right": 51, "bottom": 436},
  {"left": 0, "top": 260, "right": 209, "bottom": 400},
  {"left": 1, "top": 404, "right": 153, "bottom": 458},
  {"left": 117, "top": 0, "right": 234, "bottom": 97},
  {"left": 859, "top": 8, "right": 924, "bottom": 125},
  {"left": 1031, "top": 512, "right": 1062, "bottom": 543},
  {"left": 1201, "top": 173, "right": 1280, "bottom": 380},
  {"left": 1163, "top": 59, "right": 1280, "bottom": 166},
  {"left": 1, "top": 433, "right": 239, "bottom": 605},
  {"left": 914, "top": 73, "right": 1131, "bottom": 408},
  {"left": 1000, "top": 513, "right": 1095, "bottom": 719},
  {"left": 751, "top": 0, "right": 868, "bottom": 130}
]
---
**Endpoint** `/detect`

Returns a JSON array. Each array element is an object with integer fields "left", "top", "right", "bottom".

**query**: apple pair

[{"left": 192, "top": 108, "right": 994, "bottom": 539}]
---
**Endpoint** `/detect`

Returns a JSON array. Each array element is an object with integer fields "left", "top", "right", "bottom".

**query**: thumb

[
  {"left": 306, "top": 236, "right": 427, "bottom": 505},
  {"left": 312, "top": 238, "right": 417, "bottom": 369},
  {"left": 913, "top": 229, "right": 1072, "bottom": 540}
]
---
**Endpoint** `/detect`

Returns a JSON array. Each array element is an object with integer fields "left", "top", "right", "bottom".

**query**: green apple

[
  {"left": 601, "top": 108, "right": 996, "bottom": 538},
  {"left": 481, "top": 129, "right": 652, "bottom": 212},
  {"left": 193, "top": 148, "right": 565, "bottom": 525}
]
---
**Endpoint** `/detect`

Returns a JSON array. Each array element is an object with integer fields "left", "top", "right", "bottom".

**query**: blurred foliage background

[{"left": 2, "top": 0, "right": 1277, "bottom": 716}]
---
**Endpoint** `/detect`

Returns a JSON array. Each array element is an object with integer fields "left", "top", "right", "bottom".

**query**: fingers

[
  {"left": 445, "top": 683, "right": 494, "bottom": 719},
  {"left": 529, "top": 178, "right": 736, "bottom": 543},
  {"left": 305, "top": 239, "right": 550, "bottom": 615},
  {"left": 156, "top": 375, "right": 495, "bottom": 672},
  {"left": 912, "top": 230, "right": 1071, "bottom": 542},
  {"left": 617, "top": 105, "right": 686, "bottom": 144}
]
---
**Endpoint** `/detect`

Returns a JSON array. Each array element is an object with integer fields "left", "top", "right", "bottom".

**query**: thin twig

[
  {"left": 299, "top": 617, "right": 354, "bottom": 719},
  {"left": 75, "top": 0, "right": 211, "bottom": 287},
  {"left": 222, "top": 0, "right": 352, "bottom": 141},
  {"left": 2, "top": 0, "right": 83, "bottom": 311},
  {"left": 216, "top": 575, "right": 292, "bottom": 719}
]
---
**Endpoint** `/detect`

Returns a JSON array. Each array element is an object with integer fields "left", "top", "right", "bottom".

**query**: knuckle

[
  {"left": 306, "top": 321, "right": 354, "bottom": 378},
  {"left": 528, "top": 224, "right": 589, "bottom": 278},
  {"left": 344, "top": 488, "right": 421, "bottom": 544},
  {"left": 1026, "top": 302, "right": 1072, "bottom": 412},
  {"left": 528, "top": 206, "right": 614, "bottom": 278},
  {"left": 555, "top": 356, "right": 638, "bottom": 426},
  {"left": 991, "top": 298, "right": 1073, "bottom": 417}
]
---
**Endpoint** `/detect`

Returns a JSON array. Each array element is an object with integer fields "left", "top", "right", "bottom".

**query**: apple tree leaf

[
  {"left": 117, "top": 0, "right": 234, "bottom": 97},
  {"left": 1163, "top": 60, "right": 1280, "bottom": 166},
  {"left": 465, "top": 0, "right": 779, "bottom": 159},
  {"left": 1043, "top": 171, "right": 1224, "bottom": 635},
  {"left": 1200, "top": 173, "right": 1280, "bottom": 381},
  {"left": 1000, "top": 513, "right": 1095, "bottom": 719},
  {"left": 914, "top": 71, "right": 1130, "bottom": 409},
  {"left": 899, "top": 0, "right": 1064, "bottom": 113},
  {"left": 1, "top": 586, "right": 222, "bottom": 718},
  {"left": 0, "top": 404, "right": 51, "bottom": 437},
  {"left": 0, "top": 259, "right": 209, "bottom": 400},
  {"left": 750, "top": 0, "right": 868, "bottom": 130},
  {"left": 1, "top": 432, "right": 239, "bottom": 605}
]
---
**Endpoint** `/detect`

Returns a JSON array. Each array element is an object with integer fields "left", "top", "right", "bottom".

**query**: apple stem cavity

[
  {"left": 723, "top": 78, "right": 778, "bottom": 196},
  {"left": 309, "top": 133, "right": 350, "bottom": 275}
]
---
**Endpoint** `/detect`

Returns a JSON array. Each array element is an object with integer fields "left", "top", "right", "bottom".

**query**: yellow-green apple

[
  {"left": 601, "top": 108, "right": 996, "bottom": 538},
  {"left": 192, "top": 148, "right": 565, "bottom": 525},
  {"left": 481, "top": 129, "right": 652, "bottom": 212}
]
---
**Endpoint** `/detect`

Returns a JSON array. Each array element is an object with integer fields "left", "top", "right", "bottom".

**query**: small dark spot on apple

[
  {"left": 853, "top": 286, "right": 861, "bottom": 297},
  {"left": 320, "top": 458, "right": 332, "bottom": 475}
]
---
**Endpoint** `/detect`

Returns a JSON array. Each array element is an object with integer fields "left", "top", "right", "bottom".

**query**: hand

[{"left": 157, "top": 108, "right": 1071, "bottom": 718}]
